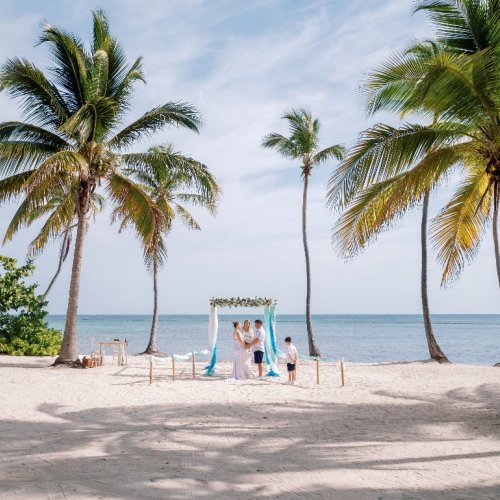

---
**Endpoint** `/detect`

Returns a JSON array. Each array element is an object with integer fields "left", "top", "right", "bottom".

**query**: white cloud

[{"left": 0, "top": 0, "right": 498, "bottom": 315}]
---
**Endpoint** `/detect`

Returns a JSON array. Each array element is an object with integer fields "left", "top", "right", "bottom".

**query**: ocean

[{"left": 46, "top": 314, "right": 500, "bottom": 365}]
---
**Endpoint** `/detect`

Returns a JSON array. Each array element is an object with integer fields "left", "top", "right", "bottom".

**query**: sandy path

[{"left": 0, "top": 356, "right": 499, "bottom": 499}]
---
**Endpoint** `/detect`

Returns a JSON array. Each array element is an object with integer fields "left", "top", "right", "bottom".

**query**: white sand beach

[{"left": 1, "top": 356, "right": 499, "bottom": 499}]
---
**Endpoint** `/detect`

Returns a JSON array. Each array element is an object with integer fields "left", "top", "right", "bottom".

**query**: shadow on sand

[{"left": 0, "top": 374, "right": 499, "bottom": 499}]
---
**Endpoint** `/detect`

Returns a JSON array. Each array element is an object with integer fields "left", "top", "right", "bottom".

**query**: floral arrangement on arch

[{"left": 210, "top": 296, "right": 277, "bottom": 308}]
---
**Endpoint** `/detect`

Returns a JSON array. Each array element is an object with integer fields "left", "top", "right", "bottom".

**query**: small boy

[{"left": 285, "top": 336, "right": 298, "bottom": 384}]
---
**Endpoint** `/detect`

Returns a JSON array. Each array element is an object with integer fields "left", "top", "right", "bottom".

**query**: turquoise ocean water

[{"left": 46, "top": 314, "right": 499, "bottom": 365}]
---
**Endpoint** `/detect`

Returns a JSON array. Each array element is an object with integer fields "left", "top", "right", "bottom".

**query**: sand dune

[{"left": 1, "top": 355, "right": 499, "bottom": 499}]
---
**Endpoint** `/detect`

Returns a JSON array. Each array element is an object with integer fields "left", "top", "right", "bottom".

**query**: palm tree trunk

[
  {"left": 302, "top": 172, "right": 321, "bottom": 357},
  {"left": 43, "top": 227, "right": 71, "bottom": 298},
  {"left": 143, "top": 256, "right": 160, "bottom": 354},
  {"left": 421, "top": 190, "right": 449, "bottom": 363},
  {"left": 493, "top": 182, "right": 500, "bottom": 287},
  {"left": 54, "top": 209, "right": 88, "bottom": 365}
]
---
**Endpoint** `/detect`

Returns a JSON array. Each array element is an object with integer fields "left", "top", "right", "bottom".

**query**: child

[{"left": 285, "top": 336, "right": 298, "bottom": 384}]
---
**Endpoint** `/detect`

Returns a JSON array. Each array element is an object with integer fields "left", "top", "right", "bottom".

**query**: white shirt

[
  {"left": 253, "top": 327, "right": 265, "bottom": 352},
  {"left": 286, "top": 344, "right": 298, "bottom": 363}
]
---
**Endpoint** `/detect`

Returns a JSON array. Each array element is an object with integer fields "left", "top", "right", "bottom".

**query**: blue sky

[{"left": 0, "top": 0, "right": 498, "bottom": 314}]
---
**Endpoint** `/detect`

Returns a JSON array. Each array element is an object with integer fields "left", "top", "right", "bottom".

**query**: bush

[{"left": 0, "top": 255, "right": 61, "bottom": 356}]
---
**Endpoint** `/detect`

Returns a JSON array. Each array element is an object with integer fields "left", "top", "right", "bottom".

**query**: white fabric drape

[{"left": 206, "top": 305, "right": 219, "bottom": 374}]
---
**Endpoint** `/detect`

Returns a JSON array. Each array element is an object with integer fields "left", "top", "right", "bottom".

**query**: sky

[{"left": 0, "top": 0, "right": 498, "bottom": 315}]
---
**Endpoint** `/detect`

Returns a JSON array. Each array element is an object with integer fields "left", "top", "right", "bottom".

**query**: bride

[
  {"left": 242, "top": 320, "right": 254, "bottom": 378},
  {"left": 231, "top": 321, "right": 249, "bottom": 380}
]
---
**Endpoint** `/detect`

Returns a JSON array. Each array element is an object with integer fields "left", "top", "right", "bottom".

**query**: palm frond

[
  {"left": 175, "top": 193, "right": 217, "bottom": 214},
  {"left": 58, "top": 97, "right": 117, "bottom": 142},
  {"left": 174, "top": 203, "right": 201, "bottom": 230},
  {"left": 0, "top": 121, "right": 71, "bottom": 147},
  {"left": 261, "top": 133, "right": 298, "bottom": 159},
  {"left": 109, "top": 102, "right": 201, "bottom": 150},
  {"left": 413, "top": 0, "right": 500, "bottom": 53},
  {"left": 0, "top": 58, "right": 69, "bottom": 127},
  {"left": 333, "top": 144, "right": 462, "bottom": 257},
  {"left": 431, "top": 161, "right": 491, "bottom": 285},
  {"left": 123, "top": 146, "right": 220, "bottom": 204},
  {"left": 38, "top": 22, "right": 89, "bottom": 113},
  {"left": 3, "top": 195, "right": 57, "bottom": 244},
  {"left": 312, "top": 144, "right": 345, "bottom": 165},
  {"left": 22, "top": 151, "right": 88, "bottom": 194},
  {"left": 0, "top": 170, "right": 35, "bottom": 204},
  {"left": 363, "top": 41, "right": 443, "bottom": 116},
  {"left": 0, "top": 141, "right": 62, "bottom": 177},
  {"left": 327, "top": 122, "right": 468, "bottom": 211},
  {"left": 27, "top": 194, "right": 77, "bottom": 256},
  {"left": 107, "top": 172, "right": 166, "bottom": 268}
]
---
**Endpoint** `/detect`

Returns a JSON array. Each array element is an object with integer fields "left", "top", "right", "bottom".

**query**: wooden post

[
  {"left": 340, "top": 358, "right": 345, "bottom": 387},
  {"left": 172, "top": 355, "right": 176, "bottom": 381},
  {"left": 192, "top": 351, "right": 196, "bottom": 379},
  {"left": 316, "top": 357, "right": 320, "bottom": 385},
  {"left": 149, "top": 357, "right": 153, "bottom": 385}
]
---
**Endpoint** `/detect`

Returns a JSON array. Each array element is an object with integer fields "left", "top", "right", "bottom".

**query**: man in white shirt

[{"left": 247, "top": 319, "right": 265, "bottom": 377}]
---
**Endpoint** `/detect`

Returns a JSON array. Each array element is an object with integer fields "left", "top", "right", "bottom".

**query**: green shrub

[{"left": 0, "top": 256, "right": 61, "bottom": 356}]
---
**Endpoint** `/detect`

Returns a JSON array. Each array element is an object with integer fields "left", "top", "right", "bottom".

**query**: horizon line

[{"left": 46, "top": 312, "right": 500, "bottom": 316}]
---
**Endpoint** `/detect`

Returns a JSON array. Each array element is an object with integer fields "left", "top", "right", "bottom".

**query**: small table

[{"left": 99, "top": 340, "right": 128, "bottom": 366}]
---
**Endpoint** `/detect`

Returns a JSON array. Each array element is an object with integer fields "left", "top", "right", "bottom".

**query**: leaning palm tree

[
  {"left": 327, "top": 0, "right": 500, "bottom": 361},
  {"left": 263, "top": 109, "right": 344, "bottom": 356},
  {"left": 110, "top": 144, "right": 220, "bottom": 354},
  {"left": 0, "top": 11, "right": 202, "bottom": 365}
]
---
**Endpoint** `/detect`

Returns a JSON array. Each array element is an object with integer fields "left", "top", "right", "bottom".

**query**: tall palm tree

[
  {"left": 263, "top": 109, "right": 344, "bottom": 356},
  {"left": 0, "top": 11, "right": 202, "bottom": 365},
  {"left": 111, "top": 144, "right": 220, "bottom": 354},
  {"left": 327, "top": 0, "right": 500, "bottom": 361}
]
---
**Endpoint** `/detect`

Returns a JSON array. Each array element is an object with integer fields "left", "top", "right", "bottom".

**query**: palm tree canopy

[
  {"left": 0, "top": 9, "right": 203, "bottom": 260},
  {"left": 262, "top": 108, "right": 344, "bottom": 172},
  {"left": 328, "top": 0, "right": 500, "bottom": 285},
  {"left": 110, "top": 144, "right": 220, "bottom": 270}
]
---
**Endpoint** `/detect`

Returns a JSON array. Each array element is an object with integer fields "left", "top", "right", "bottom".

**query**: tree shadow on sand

[{"left": 0, "top": 384, "right": 499, "bottom": 499}]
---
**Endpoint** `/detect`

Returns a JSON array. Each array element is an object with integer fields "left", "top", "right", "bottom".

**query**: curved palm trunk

[
  {"left": 54, "top": 209, "right": 89, "bottom": 365},
  {"left": 302, "top": 172, "right": 321, "bottom": 357},
  {"left": 421, "top": 190, "right": 449, "bottom": 363},
  {"left": 493, "top": 182, "right": 500, "bottom": 287},
  {"left": 43, "top": 227, "right": 71, "bottom": 298},
  {"left": 143, "top": 257, "right": 160, "bottom": 354}
]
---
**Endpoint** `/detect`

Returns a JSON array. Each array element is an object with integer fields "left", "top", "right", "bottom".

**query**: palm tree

[
  {"left": 0, "top": 11, "right": 202, "bottom": 365},
  {"left": 263, "top": 109, "right": 344, "bottom": 356},
  {"left": 327, "top": 0, "right": 500, "bottom": 361},
  {"left": 111, "top": 145, "right": 220, "bottom": 355}
]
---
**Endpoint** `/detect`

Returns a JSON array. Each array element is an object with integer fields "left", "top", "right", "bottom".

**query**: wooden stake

[
  {"left": 316, "top": 357, "right": 320, "bottom": 385},
  {"left": 149, "top": 358, "right": 153, "bottom": 385},
  {"left": 172, "top": 356, "right": 176, "bottom": 381},
  {"left": 192, "top": 351, "right": 196, "bottom": 379},
  {"left": 340, "top": 358, "right": 345, "bottom": 387}
]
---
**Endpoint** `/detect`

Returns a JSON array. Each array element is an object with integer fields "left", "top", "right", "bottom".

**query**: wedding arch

[{"left": 206, "top": 296, "right": 280, "bottom": 377}]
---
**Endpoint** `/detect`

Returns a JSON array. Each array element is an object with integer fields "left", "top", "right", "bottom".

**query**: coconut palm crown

[
  {"left": 0, "top": 10, "right": 203, "bottom": 364},
  {"left": 328, "top": 0, "right": 500, "bottom": 287}
]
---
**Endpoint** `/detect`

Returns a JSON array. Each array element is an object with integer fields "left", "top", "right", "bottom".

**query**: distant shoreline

[{"left": 46, "top": 313, "right": 500, "bottom": 317}]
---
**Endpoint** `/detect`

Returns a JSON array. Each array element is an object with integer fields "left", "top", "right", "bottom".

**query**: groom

[{"left": 247, "top": 319, "right": 265, "bottom": 377}]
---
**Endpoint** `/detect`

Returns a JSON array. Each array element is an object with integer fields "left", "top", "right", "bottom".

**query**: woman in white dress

[
  {"left": 231, "top": 321, "right": 248, "bottom": 380},
  {"left": 242, "top": 320, "right": 254, "bottom": 378}
]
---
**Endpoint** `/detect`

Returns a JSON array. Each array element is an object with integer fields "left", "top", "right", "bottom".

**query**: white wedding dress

[
  {"left": 231, "top": 330, "right": 249, "bottom": 380},
  {"left": 242, "top": 329, "right": 254, "bottom": 378}
]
